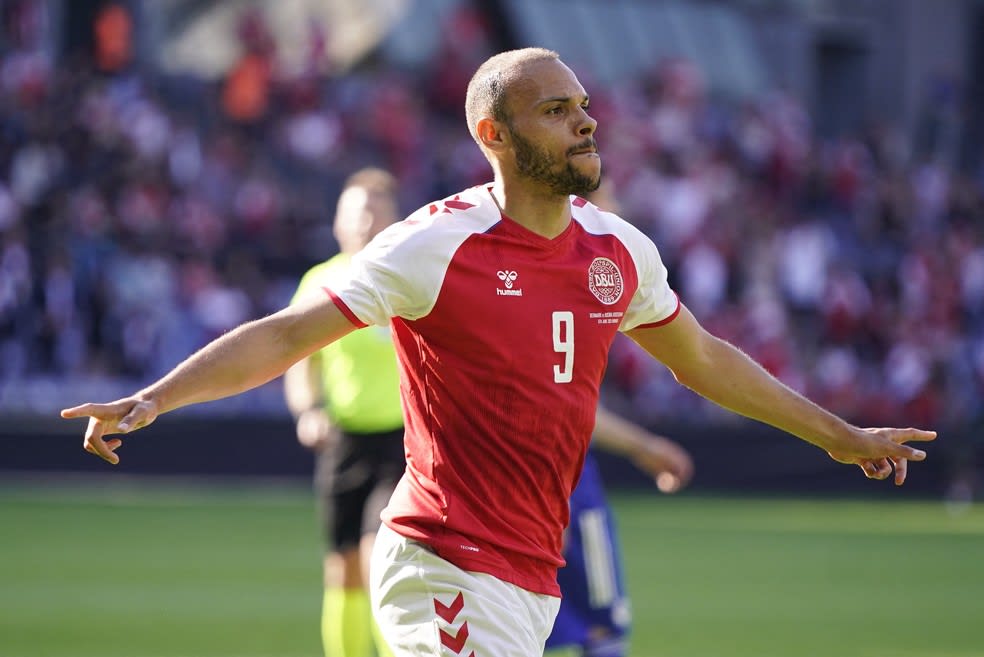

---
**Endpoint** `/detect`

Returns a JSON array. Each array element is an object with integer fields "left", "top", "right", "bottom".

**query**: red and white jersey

[{"left": 327, "top": 184, "right": 679, "bottom": 596}]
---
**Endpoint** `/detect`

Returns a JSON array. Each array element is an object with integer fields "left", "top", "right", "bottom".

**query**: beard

[{"left": 511, "top": 129, "right": 601, "bottom": 197}]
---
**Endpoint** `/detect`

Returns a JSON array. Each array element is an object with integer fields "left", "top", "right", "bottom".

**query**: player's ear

[{"left": 477, "top": 117, "right": 508, "bottom": 153}]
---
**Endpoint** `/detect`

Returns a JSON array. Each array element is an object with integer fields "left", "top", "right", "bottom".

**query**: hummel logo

[
  {"left": 496, "top": 270, "right": 523, "bottom": 297},
  {"left": 434, "top": 592, "right": 465, "bottom": 623},
  {"left": 434, "top": 593, "right": 475, "bottom": 656},
  {"left": 497, "top": 270, "right": 518, "bottom": 288}
]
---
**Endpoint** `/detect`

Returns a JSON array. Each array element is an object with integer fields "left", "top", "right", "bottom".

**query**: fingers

[
  {"left": 61, "top": 401, "right": 132, "bottom": 427},
  {"left": 61, "top": 403, "right": 102, "bottom": 419},
  {"left": 858, "top": 457, "right": 910, "bottom": 485},
  {"left": 63, "top": 398, "right": 155, "bottom": 464},
  {"left": 893, "top": 457, "right": 908, "bottom": 486},
  {"left": 888, "top": 442, "right": 927, "bottom": 462},
  {"left": 902, "top": 447, "right": 926, "bottom": 461},
  {"left": 873, "top": 428, "right": 937, "bottom": 455},
  {"left": 655, "top": 452, "right": 694, "bottom": 494},
  {"left": 656, "top": 472, "right": 681, "bottom": 493},
  {"left": 861, "top": 427, "right": 937, "bottom": 462},
  {"left": 900, "top": 429, "right": 938, "bottom": 443},
  {"left": 843, "top": 427, "right": 936, "bottom": 485},
  {"left": 83, "top": 416, "right": 121, "bottom": 465},
  {"left": 860, "top": 458, "right": 892, "bottom": 480},
  {"left": 674, "top": 455, "right": 694, "bottom": 490}
]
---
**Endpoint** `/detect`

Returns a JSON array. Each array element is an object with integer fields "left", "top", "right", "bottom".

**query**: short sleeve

[
  {"left": 326, "top": 224, "right": 428, "bottom": 325},
  {"left": 619, "top": 233, "right": 680, "bottom": 331},
  {"left": 326, "top": 199, "right": 491, "bottom": 326}
]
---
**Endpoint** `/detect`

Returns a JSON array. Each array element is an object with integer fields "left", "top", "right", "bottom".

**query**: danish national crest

[{"left": 587, "top": 257, "right": 623, "bottom": 305}]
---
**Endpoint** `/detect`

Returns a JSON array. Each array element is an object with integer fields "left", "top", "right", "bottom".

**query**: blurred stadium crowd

[{"left": 1, "top": 1, "right": 983, "bottom": 439}]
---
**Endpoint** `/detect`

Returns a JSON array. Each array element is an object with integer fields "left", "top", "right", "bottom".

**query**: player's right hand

[{"left": 60, "top": 397, "right": 160, "bottom": 465}]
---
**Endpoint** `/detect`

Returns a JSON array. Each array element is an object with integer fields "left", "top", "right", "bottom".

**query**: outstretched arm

[
  {"left": 627, "top": 304, "right": 936, "bottom": 485},
  {"left": 593, "top": 406, "right": 694, "bottom": 493},
  {"left": 61, "top": 293, "right": 359, "bottom": 464}
]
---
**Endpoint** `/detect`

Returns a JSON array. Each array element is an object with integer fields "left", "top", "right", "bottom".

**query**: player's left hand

[
  {"left": 826, "top": 426, "right": 936, "bottom": 486},
  {"left": 631, "top": 436, "right": 694, "bottom": 493},
  {"left": 60, "top": 397, "right": 160, "bottom": 465}
]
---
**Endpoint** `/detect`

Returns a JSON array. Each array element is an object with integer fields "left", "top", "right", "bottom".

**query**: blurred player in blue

[{"left": 546, "top": 406, "right": 692, "bottom": 657}]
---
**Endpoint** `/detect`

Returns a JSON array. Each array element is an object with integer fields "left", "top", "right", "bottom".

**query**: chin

[
  {"left": 579, "top": 158, "right": 601, "bottom": 179},
  {"left": 581, "top": 165, "right": 602, "bottom": 191}
]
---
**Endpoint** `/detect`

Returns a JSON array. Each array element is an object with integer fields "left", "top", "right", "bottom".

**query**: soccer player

[
  {"left": 545, "top": 407, "right": 693, "bottom": 657},
  {"left": 284, "top": 168, "right": 402, "bottom": 657},
  {"left": 62, "top": 48, "right": 935, "bottom": 656}
]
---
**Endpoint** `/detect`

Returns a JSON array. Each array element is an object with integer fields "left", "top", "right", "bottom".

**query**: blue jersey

[{"left": 546, "top": 451, "right": 630, "bottom": 657}]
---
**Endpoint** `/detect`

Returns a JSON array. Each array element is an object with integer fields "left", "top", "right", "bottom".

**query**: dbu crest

[{"left": 587, "top": 257, "right": 623, "bottom": 305}]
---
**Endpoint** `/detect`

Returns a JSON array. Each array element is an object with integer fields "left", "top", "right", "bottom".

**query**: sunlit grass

[{"left": 2, "top": 479, "right": 981, "bottom": 657}]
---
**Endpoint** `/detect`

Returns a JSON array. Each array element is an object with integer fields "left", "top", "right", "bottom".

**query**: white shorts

[{"left": 370, "top": 523, "right": 561, "bottom": 656}]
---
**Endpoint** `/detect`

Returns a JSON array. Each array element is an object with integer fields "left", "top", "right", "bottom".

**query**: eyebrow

[{"left": 537, "top": 94, "right": 590, "bottom": 107}]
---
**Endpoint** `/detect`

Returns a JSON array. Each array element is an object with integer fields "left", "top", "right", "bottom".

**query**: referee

[{"left": 284, "top": 168, "right": 404, "bottom": 657}]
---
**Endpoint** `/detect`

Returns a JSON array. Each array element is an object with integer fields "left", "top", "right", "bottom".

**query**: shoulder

[
  {"left": 364, "top": 185, "right": 501, "bottom": 259},
  {"left": 570, "top": 195, "right": 670, "bottom": 290},
  {"left": 570, "top": 195, "right": 654, "bottom": 251},
  {"left": 405, "top": 185, "right": 501, "bottom": 235},
  {"left": 331, "top": 187, "right": 502, "bottom": 322}
]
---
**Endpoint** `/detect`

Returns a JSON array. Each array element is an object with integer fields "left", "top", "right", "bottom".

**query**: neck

[{"left": 490, "top": 180, "right": 571, "bottom": 239}]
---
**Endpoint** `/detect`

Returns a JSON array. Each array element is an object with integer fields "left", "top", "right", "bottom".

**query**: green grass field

[{"left": 2, "top": 477, "right": 982, "bottom": 657}]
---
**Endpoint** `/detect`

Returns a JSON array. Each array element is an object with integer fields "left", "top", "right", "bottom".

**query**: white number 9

[{"left": 552, "top": 311, "right": 574, "bottom": 383}]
